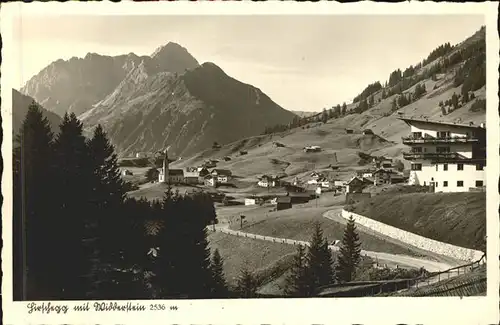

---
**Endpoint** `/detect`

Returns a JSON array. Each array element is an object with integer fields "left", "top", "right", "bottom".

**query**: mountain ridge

[{"left": 20, "top": 42, "right": 296, "bottom": 157}]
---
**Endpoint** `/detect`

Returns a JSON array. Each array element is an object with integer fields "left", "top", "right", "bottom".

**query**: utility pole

[{"left": 240, "top": 215, "right": 246, "bottom": 229}]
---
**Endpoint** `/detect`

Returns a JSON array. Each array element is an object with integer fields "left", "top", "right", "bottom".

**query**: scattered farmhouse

[
  {"left": 245, "top": 197, "right": 257, "bottom": 206},
  {"left": 345, "top": 128, "right": 354, "bottom": 134},
  {"left": 276, "top": 196, "right": 292, "bottom": 211},
  {"left": 345, "top": 176, "right": 372, "bottom": 193},
  {"left": 304, "top": 145, "right": 322, "bottom": 153},
  {"left": 203, "top": 160, "right": 217, "bottom": 168},
  {"left": 223, "top": 156, "right": 231, "bottom": 161},
  {"left": 258, "top": 175, "right": 277, "bottom": 188},
  {"left": 363, "top": 129, "right": 374, "bottom": 135},
  {"left": 372, "top": 169, "right": 406, "bottom": 186},
  {"left": 211, "top": 169, "right": 232, "bottom": 183},
  {"left": 184, "top": 167, "right": 200, "bottom": 185},
  {"left": 204, "top": 175, "right": 217, "bottom": 187},
  {"left": 399, "top": 117, "right": 486, "bottom": 192},
  {"left": 288, "top": 192, "right": 313, "bottom": 204},
  {"left": 356, "top": 169, "right": 375, "bottom": 178}
]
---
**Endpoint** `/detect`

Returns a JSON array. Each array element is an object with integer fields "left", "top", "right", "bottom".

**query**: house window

[
  {"left": 412, "top": 147, "right": 423, "bottom": 153},
  {"left": 437, "top": 131, "right": 450, "bottom": 138},
  {"left": 411, "top": 163, "right": 422, "bottom": 171},
  {"left": 457, "top": 181, "right": 464, "bottom": 187},
  {"left": 443, "top": 181, "right": 448, "bottom": 187},
  {"left": 475, "top": 180, "right": 484, "bottom": 187},
  {"left": 476, "top": 164, "right": 484, "bottom": 170},
  {"left": 457, "top": 164, "right": 464, "bottom": 171},
  {"left": 436, "top": 147, "right": 450, "bottom": 153},
  {"left": 443, "top": 164, "right": 448, "bottom": 171},
  {"left": 412, "top": 132, "right": 422, "bottom": 139},
  {"left": 435, "top": 182, "right": 438, "bottom": 187},
  {"left": 436, "top": 165, "right": 438, "bottom": 171}
]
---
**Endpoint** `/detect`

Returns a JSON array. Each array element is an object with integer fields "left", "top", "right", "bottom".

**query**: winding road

[{"left": 210, "top": 207, "right": 464, "bottom": 273}]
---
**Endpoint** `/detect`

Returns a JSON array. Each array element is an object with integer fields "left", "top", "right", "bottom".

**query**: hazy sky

[{"left": 12, "top": 15, "right": 484, "bottom": 111}]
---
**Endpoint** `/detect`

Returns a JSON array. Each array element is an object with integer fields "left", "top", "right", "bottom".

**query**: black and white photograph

[{"left": 2, "top": 2, "right": 499, "bottom": 325}]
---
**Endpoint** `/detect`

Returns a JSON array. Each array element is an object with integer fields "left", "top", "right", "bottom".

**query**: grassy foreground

[{"left": 228, "top": 206, "right": 426, "bottom": 258}]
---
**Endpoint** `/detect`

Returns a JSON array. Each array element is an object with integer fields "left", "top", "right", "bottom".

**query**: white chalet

[
  {"left": 400, "top": 117, "right": 486, "bottom": 192},
  {"left": 258, "top": 175, "right": 276, "bottom": 188},
  {"left": 210, "top": 169, "right": 232, "bottom": 183}
]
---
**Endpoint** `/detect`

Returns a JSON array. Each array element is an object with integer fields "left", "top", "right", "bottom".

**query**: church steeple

[{"left": 162, "top": 148, "right": 169, "bottom": 183}]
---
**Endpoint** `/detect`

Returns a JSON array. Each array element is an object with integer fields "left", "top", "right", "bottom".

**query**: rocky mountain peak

[{"left": 150, "top": 42, "right": 200, "bottom": 74}]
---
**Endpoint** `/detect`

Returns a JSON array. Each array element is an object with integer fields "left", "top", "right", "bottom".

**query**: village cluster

[{"left": 122, "top": 116, "right": 487, "bottom": 213}]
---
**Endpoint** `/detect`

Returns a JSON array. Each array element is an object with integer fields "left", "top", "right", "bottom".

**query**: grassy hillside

[
  {"left": 207, "top": 231, "right": 296, "bottom": 287},
  {"left": 230, "top": 206, "right": 428, "bottom": 258},
  {"left": 347, "top": 192, "right": 486, "bottom": 250}
]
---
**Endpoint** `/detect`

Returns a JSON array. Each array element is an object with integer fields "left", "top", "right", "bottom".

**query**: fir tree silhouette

[
  {"left": 236, "top": 263, "right": 258, "bottom": 298},
  {"left": 210, "top": 248, "right": 228, "bottom": 298},
  {"left": 52, "top": 113, "right": 95, "bottom": 299},
  {"left": 306, "top": 222, "right": 334, "bottom": 295},
  {"left": 284, "top": 244, "right": 310, "bottom": 297},
  {"left": 336, "top": 215, "right": 362, "bottom": 283},
  {"left": 13, "top": 101, "right": 56, "bottom": 300}
]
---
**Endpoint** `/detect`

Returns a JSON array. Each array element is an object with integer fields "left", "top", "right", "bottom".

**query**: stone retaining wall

[{"left": 341, "top": 210, "right": 483, "bottom": 262}]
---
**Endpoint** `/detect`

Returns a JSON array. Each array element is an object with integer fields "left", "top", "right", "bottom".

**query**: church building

[{"left": 158, "top": 149, "right": 185, "bottom": 184}]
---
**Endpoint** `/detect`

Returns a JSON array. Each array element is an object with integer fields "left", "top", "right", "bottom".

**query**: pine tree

[
  {"left": 321, "top": 108, "right": 328, "bottom": 123},
  {"left": 306, "top": 223, "right": 334, "bottom": 295},
  {"left": 391, "top": 98, "right": 398, "bottom": 111},
  {"left": 284, "top": 244, "right": 310, "bottom": 297},
  {"left": 145, "top": 167, "right": 159, "bottom": 182},
  {"left": 87, "top": 124, "right": 129, "bottom": 298},
  {"left": 52, "top": 112, "right": 96, "bottom": 299},
  {"left": 368, "top": 95, "right": 374, "bottom": 107},
  {"left": 154, "top": 193, "right": 215, "bottom": 298},
  {"left": 236, "top": 263, "right": 258, "bottom": 298},
  {"left": 13, "top": 101, "right": 56, "bottom": 300},
  {"left": 336, "top": 215, "right": 362, "bottom": 283},
  {"left": 210, "top": 249, "right": 228, "bottom": 298},
  {"left": 341, "top": 102, "right": 347, "bottom": 115},
  {"left": 451, "top": 93, "right": 459, "bottom": 111},
  {"left": 335, "top": 104, "right": 341, "bottom": 117}
]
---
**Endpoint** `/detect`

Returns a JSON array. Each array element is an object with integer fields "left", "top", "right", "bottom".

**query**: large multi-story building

[{"left": 399, "top": 117, "right": 486, "bottom": 193}]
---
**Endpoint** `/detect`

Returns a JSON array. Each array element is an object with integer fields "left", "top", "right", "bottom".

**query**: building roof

[
  {"left": 211, "top": 169, "right": 232, "bottom": 176},
  {"left": 373, "top": 168, "right": 394, "bottom": 174},
  {"left": 346, "top": 176, "right": 363, "bottom": 185},
  {"left": 169, "top": 169, "right": 184, "bottom": 176},
  {"left": 277, "top": 197, "right": 292, "bottom": 204},
  {"left": 288, "top": 192, "right": 312, "bottom": 198},
  {"left": 398, "top": 116, "right": 486, "bottom": 130}
]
